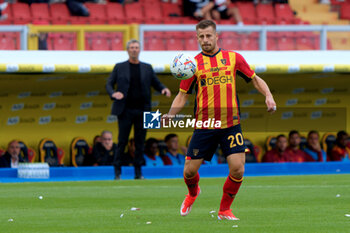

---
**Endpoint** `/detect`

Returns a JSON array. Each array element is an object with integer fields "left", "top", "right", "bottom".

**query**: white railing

[
  {"left": 139, "top": 25, "right": 350, "bottom": 51},
  {"left": 0, "top": 25, "right": 28, "bottom": 50}
]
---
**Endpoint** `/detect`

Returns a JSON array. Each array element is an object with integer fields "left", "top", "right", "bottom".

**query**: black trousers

[{"left": 114, "top": 108, "right": 146, "bottom": 178}]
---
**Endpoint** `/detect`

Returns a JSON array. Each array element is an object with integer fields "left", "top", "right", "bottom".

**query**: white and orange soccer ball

[{"left": 170, "top": 53, "right": 197, "bottom": 80}]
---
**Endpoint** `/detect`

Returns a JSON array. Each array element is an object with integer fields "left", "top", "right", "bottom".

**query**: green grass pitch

[{"left": 1, "top": 174, "right": 350, "bottom": 233}]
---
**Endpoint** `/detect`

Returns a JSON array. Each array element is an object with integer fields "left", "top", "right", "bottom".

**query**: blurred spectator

[
  {"left": 0, "top": 140, "right": 24, "bottom": 168},
  {"left": 210, "top": 0, "right": 244, "bottom": 25},
  {"left": 162, "top": 134, "right": 185, "bottom": 165},
  {"left": 284, "top": 130, "right": 307, "bottom": 162},
  {"left": 93, "top": 135, "right": 101, "bottom": 145},
  {"left": 92, "top": 130, "right": 118, "bottom": 167},
  {"left": 183, "top": 0, "right": 213, "bottom": 20},
  {"left": 303, "top": 130, "right": 327, "bottom": 162},
  {"left": 262, "top": 134, "right": 288, "bottom": 162},
  {"left": 121, "top": 138, "right": 135, "bottom": 166},
  {"left": 66, "top": 0, "right": 90, "bottom": 17},
  {"left": 0, "top": 2, "right": 8, "bottom": 21},
  {"left": 143, "top": 138, "right": 164, "bottom": 166},
  {"left": 330, "top": 131, "right": 350, "bottom": 161},
  {"left": 110, "top": 0, "right": 136, "bottom": 3}
]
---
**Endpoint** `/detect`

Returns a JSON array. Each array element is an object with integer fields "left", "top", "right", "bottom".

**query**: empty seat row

[
  {"left": 143, "top": 31, "right": 328, "bottom": 51},
  {"left": 0, "top": 2, "right": 184, "bottom": 25}
]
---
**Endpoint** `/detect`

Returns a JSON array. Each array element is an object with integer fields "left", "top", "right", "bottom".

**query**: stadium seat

[
  {"left": 145, "top": 37, "right": 165, "bottom": 50},
  {"left": 240, "top": 34, "right": 259, "bottom": 50},
  {"left": 86, "top": 3, "right": 107, "bottom": 24},
  {"left": 236, "top": 2, "right": 256, "bottom": 24},
  {"left": 274, "top": 3, "right": 295, "bottom": 24},
  {"left": 71, "top": 137, "right": 90, "bottom": 167},
  {"left": 164, "top": 32, "right": 184, "bottom": 50},
  {"left": 30, "top": 3, "right": 50, "bottom": 24},
  {"left": 265, "top": 135, "right": 276, "bottom": 151},
  {"left": 108, "top": 32, "right": 124, "bottom": 50},
  {"left": 18, "top": 140, "right": 36, "bottom": 163},
  {"left": 183, "top": 32, "right": 199, "bottom": 50},
  {"left": 0, "top": 33, "right": 16, "bottom": 50},
  {"left": 300, "top": 135, "right": 307, "bottom": 150},
  {"left": 244, "top": 138, "right": 259, "bottom": 163},
  {"left": 295, "top": 35, "right": 317, "bottom": 50},
  {"left": 144, "top": 2, "right": 163, "bottom": 24},
  {"left": 321, "top": 133, "right": 336, "bottom": 157},
  {"left": 267, "top": 36, "right": 278, "bottom": 50},
  {"left": 70, "top": 16, "right": 89, "bottom": 25},
  {"left": 163, "top": 17, "right": 182, "bottom": 24},
  {"left": 219, "top": 32, "right": 241, "bottom": 50},
  {"left": 106, "top": 3, "right": 125, "bottom": 24},
  {"left": 181, "top": 17, "right": 199, "bottom": 24},
  {"left": 12, "top": 3, "right": 31, "bottom": 24},
  {"left": 340, "top": 3, "right": 350, "bottom": 20},
  {"left": 50, "top": 33, "right": 76, "bottom": 50},
  {"left": 124, "top": 2, "right": 144, "bottom": 24},
  {"left": 276, "top": 36, "right": 295, "bottom": 50},
  {"left": 50, "top": 3, "right": 70, "bottom": 24},
  {"left": 256, "top": 3, "right": 275, "bottom": 25},
  {"left": 161, "top": 2, "right": 182, "bottom": 17},
  {"left": 90, "top": 37, "right": 110, "bottom": 50},
  {"left": 39, "top": 138, "right": 65, "bottom": 166}
]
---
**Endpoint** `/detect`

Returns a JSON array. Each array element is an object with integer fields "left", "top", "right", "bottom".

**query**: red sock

[
  {"left": 184, "top": 173, "right": 200, "bottom": 197},
  {"left": 219, "top": 175, "right": 243, "bottom": 211}
]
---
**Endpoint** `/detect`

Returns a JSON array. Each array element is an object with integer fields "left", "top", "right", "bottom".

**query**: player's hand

[
  {"left": 112, "top": 91, "right": 124, "bottom": 100},
  {"left": 161, "top": 113, "right": 173, "bottom": 126},
  {"left": 266, "top": 95, "right": 276, "bottom": 113},
  {"left": 161, "top": 88, "right": 171, "bottom": 97}
]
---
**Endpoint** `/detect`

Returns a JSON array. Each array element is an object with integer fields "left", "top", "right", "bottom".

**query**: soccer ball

[{"left": 170, "top": 53, "right": 197, "bottom": 80}]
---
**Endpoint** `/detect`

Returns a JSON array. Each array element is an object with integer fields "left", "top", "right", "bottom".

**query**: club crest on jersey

[
  {"left": 193, "top": 149, "right": 199, "bottom": 156},
  {"left": 221, "top": 59, "right": 227, "bottom": 65}
]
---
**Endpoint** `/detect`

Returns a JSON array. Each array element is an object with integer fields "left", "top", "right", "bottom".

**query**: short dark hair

[
  {"left": 165, "top": 133, "right": 178, "bottom": 143},
  {"left": 196, "top": 19, "right": 216, "bottom": 31},
  {"left": 145, "top": 138, "right": 158, "bottom": 149},
  {"left": 307, "top": 130, "right": 319, "bottom": 138},
  {"left": 276, "top": 134, "right": 286, "bottom": 141},
  {"left": 337, "top": 130, "right": 348, "bottom": 139},
  {"left": 289, "top": 130, "right": 299, "bottom": 138}
]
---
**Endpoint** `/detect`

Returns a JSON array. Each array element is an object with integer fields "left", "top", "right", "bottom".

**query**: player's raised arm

[{"left": 251, "top": 75, "right": 276, "bottom": 113}]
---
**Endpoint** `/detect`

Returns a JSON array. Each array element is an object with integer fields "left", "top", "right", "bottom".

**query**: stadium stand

[
  {"left": 71, "top": 137, "right": 90, "bottom": 167},
  {"left": 0, "top": 1, "right": 348, "bottom": 50},
  {"left": 39, "top": 138, "right": 65, "bottom": 167}
]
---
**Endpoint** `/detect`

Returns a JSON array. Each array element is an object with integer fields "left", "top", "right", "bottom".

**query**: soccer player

[{"left": 162, "top": 20, "right": 276, "bottom": 220}]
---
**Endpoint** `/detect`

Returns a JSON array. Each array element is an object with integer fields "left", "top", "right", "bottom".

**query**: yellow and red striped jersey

[{"left": 179, "top": 49, "right": 255, "bottom": 129}]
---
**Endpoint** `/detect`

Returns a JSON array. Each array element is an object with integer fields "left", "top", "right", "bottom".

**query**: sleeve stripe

[{"left": 179, "top": 88, "right": 187, "bottom": 93}]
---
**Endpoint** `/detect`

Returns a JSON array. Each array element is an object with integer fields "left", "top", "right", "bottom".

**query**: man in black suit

[
  {"left": 0, "top": 140, "right": 24, "bottom": 168},
  {"left": 106, "top": 39, "right": 171, "bottom": 179}
]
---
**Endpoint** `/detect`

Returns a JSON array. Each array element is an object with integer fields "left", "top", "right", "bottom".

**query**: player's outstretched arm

[
  {"left": 162, "top": 91, "right": 189, "bottom": 123},
  {"left": 252, "top": 75, "right": 276, "bottom": 113}
]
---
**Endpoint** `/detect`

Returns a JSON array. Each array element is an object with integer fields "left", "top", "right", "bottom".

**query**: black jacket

[
  {"left": 0, "top": 152, "right": 24, "bottom": 168},
  {"left": 106, "top": 61, "right": 165, "bottom": 116}
]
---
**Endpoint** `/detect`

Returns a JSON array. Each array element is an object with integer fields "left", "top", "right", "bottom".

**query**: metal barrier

[
  {"left": 139, "top": 24, "right": 350, "bottom": 51},
  {"left": 0, "top": 25, "right": 28, "bottom": 50},
  {"left": 27, "top": 24, "right": 136, "bottom": 50}
]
